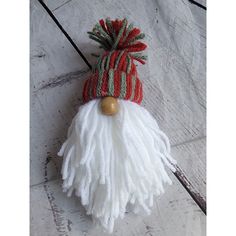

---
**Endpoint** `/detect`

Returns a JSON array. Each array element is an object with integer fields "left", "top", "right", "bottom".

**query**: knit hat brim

[{"left": 83, "top": 69, "right": 143, "bottom": 104}]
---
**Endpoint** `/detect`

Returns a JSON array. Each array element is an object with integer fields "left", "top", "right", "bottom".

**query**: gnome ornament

[{"left": 58, "top": 18, "right": 176, "bottom": 233}]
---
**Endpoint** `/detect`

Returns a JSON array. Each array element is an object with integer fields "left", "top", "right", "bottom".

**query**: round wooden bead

[{"left": 100, "top": 97, "right": 119, "bottom": 116}]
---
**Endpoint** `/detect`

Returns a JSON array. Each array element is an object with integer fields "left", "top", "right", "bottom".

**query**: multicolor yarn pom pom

[{"left": 88, "top": 18, "right": 147, "bottom": 64}]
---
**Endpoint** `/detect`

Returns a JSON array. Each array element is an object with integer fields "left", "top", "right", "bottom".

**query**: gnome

[{"left": 58, "top": 18, "right": 176, "bottom": 233}]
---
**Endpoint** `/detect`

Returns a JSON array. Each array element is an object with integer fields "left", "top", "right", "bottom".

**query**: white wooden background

[{"left": 30, "top": 0, "right": 206, "bottom": 235}]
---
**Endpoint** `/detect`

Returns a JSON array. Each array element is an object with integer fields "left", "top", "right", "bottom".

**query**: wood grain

[
  {"left": 173, "top": 138, "right": 206, "bottom": 200},
  {"left": 30, "top": 0, "right": 88, "bottom": 91}
]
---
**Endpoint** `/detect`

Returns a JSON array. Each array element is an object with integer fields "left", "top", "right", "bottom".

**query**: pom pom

[{"left": 88, "top": 18, "right": 147, "bottom": 64}]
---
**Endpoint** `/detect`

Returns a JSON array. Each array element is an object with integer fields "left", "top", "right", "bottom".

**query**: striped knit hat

[{"left": 83, "top": 18, "right": 147, "bottom": 104}]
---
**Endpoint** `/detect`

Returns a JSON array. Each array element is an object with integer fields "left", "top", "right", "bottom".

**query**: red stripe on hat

[
  {"left": 110, "top": 51, "right": 118, "bottom": 69},
  {"left": 125, "top": 74, "right": 132, "bottom": 100},
  {"left": 99, "top": 19, "right": 107, "bottom": 33},
  {"left": 93, "top": 73, "right": 98, "bottom": 99},
  {"left": 118, "top": 20, "right": 127, "bottom": 48},
  {"left": 101, "top": 71, "right": 108, "bottom": 97},
  {"left": 114, "top": 70, "right": 121, "bottom": 97},
  {"left": 123, "top": 28, "right": 140, "bottom": 47},
  {"left": 118, "top": 52, "right": 127, "bottom": 71},
  {"left": 137, "top": 81, "right": 143, "bottom": 104},
  {"left": 133, "top": 78, "right": 140, "bottom": 103},
  {"left": 127, "top": 42, "right": 147, "bottom": 52},
  {"left": 87, "top": 77, "right": 93, "bottom": 101},
  {"left": 136, "top": 79, "right": 141, "bottom": 104},
  {"left": 121, "top": 53, "right": 128, "bottom": 72},
  {"left": 132, "top": 56, "right": 146, "bottom": 65},
  {"left": 112, "top": 19, "right": 120, "bottom": 36},
  {"left": 130, "top": 60, "right": 136, "bottom": 75},
  {"left": 83, "top": 79, "right": 89, "bottom": 102}
]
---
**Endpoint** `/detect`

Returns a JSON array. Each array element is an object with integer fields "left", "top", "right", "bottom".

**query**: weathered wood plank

[
  {"left": 43, "top": 0, "right": 71, "bottom": 11},
  {"left": 30, "top": 71, "right": 89, "bottom": 186},
  {"left": 38, "top": 0, "right": 92, "bottom": 70},
  {"left": 173, "top": 138, "right": 206, "bottom": 201},
  {"left": 31, "top": 177, "right": 206, "bottom": 236},
  {"left": 30, "top": 0, "right": 88, "bottom": 90}
]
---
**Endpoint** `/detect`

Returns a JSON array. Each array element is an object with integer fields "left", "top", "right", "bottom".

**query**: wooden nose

[{"left": 100, "top": 97, "right": 119, "bottom": 116}]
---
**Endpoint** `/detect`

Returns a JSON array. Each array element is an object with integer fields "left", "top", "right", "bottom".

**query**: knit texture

[{"left": 82, "top": 18, "right": 147, "bottom": 104}]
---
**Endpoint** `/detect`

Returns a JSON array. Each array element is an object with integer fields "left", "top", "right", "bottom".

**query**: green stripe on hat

[
  {"left": 106, "top": 52, "right": 112, "bottom": 70},
  {"left": 97, "top": 57, "right": 106, "bottom": 96},
  {"left": 108, "top": 69, "right": 114, "bottom": 96},
  {"left": 127, "top": 56, "right": 131, "bottom": 74},
  {"left": 120, "top": 72, "right": 127, "bottom": 98},
  {"left": 130, "top": 76, "right": 136, "bottom": 101},
  {"left": 114, "top": 51, "right": 125, "bottom": 69}
]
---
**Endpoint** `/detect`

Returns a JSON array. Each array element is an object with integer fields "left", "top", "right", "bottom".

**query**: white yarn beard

[{"left": 58, "top": 99, "right": 176, "bottom": 233}]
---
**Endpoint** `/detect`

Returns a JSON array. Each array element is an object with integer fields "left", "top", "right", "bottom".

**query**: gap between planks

[
  {"left": 188, "top": 0, "right": 207, "bottom": 10},
  {"left": 36, "top": 0, "right": 206, "bottom": 215},
  {"left": 38, "top": 0, "right": 92, "bottom": 70}
]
